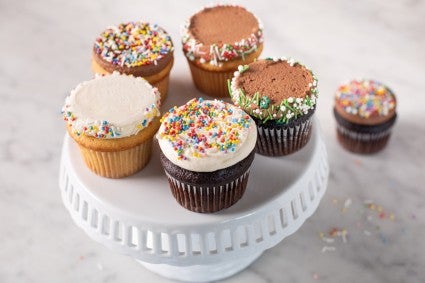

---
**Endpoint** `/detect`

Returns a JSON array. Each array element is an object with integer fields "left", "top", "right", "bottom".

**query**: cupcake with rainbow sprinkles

[
  {"left": 156, "top": 98, "right": 257, "bottom": 213},
  {"left": 334, "top": 79, "right": 397, "bottom": 154}
]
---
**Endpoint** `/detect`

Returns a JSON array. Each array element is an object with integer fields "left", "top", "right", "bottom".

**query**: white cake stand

[{"left": 59, "top": 122, "right": 328, "bottom": 282}]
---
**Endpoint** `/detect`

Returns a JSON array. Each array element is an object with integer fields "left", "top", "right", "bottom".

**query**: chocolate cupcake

[
  {"left": 182, "top": 4, "right": 263, "bottom": 97},
  {"left": 156, "top": 98, "right": 257, "bottom": 213},
  {"left": 229, "top": 57, "right": 318, "bottom": 156},
  {"left": 334, "top": 79, "right": 397, "bottom": 154},
  {"left": 92, "top": 21, "right": 174, "bottom": 103}
]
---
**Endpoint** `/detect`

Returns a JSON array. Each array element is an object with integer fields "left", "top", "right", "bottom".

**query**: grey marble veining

[{"left": 0, "top": 0, "right": 424, "bottom": 282}]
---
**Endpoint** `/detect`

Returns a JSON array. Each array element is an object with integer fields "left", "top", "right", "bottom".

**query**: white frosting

[
  {"left": 156, "top": 99, "right": 257, "bottom": 172},
  {"left": 63, "top": 72, "right": 160, "bottom": 138}
]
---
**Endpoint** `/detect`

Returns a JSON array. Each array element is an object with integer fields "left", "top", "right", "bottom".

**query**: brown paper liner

[
  {"left": 164, "top": 168, "right": 251, "bottom": 213},
  {"left": 77, "top": 138, "right": 153, "bottom": 178},
  {"left": 336, "top": 123, "right": 393, "bottom": 154},
  {"left": 256, "top": 115, "right": 314, "bottom": 156}
]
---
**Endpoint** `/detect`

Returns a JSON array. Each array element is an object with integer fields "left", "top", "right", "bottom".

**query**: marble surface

[{"left": 1, "top": 0, "right": 424, "bottom": 282}]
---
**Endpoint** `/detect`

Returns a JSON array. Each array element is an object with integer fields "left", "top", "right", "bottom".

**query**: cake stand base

[{"left": 138, "top": 251, "right": 262, "bottom": 282}]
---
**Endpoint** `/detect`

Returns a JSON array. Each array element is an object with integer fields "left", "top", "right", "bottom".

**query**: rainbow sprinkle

[
  {"left": 62, "top": 103, "right": 159, "bottom": 138},
  {"left": 158, "top": 98, "right": 253, "bottom": 160},
  {"left": 335, "top": 79, "right": 396, "bottom": 118},
  {"left": 94, "top": 21, "right": 173, "bottom": 68}
]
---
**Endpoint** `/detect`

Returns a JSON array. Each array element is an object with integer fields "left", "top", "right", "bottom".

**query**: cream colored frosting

[
  {"left": 63, "top": 72, "right": 160, "bottom": 139},
  {"left": 156, "top": 98, "right": 257, "bottom": 172}
]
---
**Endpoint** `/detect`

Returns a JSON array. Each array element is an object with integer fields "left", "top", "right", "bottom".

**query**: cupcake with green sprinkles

[
  {"left": 229, "top": 57, "right": 318, "bottom": 156},
  {"left": 156, "top": 98, "right": 257, "bottom": 213}
]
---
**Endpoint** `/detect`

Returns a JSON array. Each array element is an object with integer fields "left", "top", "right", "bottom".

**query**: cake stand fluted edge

[{"left": 59, "top": 123, "right": 329, "bottom": 266}]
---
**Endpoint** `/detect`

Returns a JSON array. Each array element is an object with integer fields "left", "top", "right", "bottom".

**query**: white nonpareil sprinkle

[
  {"left": 344, "top": 198, "right": 352, "bottom": 209},
  {"left": 321, "top": 246, "right": 336, "bottom": 253},
  {"left": 321, "top": 237, "right": 335, "bottom": 244}
]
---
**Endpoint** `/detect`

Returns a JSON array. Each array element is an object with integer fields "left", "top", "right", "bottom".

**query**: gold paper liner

[
  {"left": 187, "top": 61, "right": 234, "bottom": 97},
  {"left": 152, "top": 72, "right": 170, "bottom": 104},
  {"left": 77, "top": 138, "right": 153, "bottom": 178}
]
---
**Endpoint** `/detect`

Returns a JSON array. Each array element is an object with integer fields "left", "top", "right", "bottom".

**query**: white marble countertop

[{"left": 1, "top": 0, "right": 424, "bottom": 282}]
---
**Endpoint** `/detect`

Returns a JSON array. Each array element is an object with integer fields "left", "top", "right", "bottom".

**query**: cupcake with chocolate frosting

[
  {"left": 156, "top": 98, "right": 257, "bottom": 213},
  {"left": 229, "top": 57, "right": 318, "bottom": 156},
  {"left": 334, "top": 79, "right": 397, "bottom": 154},
  {"left": 92, "top": 21, "right": 174, "bottom": 102},
  {"left": 182, "top": 4, "right": 263, "bottom": 97}
]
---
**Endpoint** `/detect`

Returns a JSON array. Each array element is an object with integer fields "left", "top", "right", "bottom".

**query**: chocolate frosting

[
  {"left": 189, "top": 6, "right": 259, "bottom": 45},
  {"left": 236, "top": 60, "right": 314, "bottom": 103},
  {"left": 92, "top": 50, "right": 173, "bottom": 77}
]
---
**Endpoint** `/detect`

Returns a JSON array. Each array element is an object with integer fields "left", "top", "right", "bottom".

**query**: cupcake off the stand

[
  {"left": 91, "top": 21, "right": 174, "bottom": 103},
  {"left": 62, "top": 72, "right": 161, "bottom": 178},
  {"left": 156, "top": 98, "right": 257, "bottom": 213},
  {"left": 334, "top": 79, "right": 397, "bottom": 154}
]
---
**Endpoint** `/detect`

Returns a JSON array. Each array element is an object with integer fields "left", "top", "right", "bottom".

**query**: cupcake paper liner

[
  {"left": 164, "top": 167, "right": 251, "bottom": 213},
  {"left": 336, "top": 123, "right": 393, "bottom": 154},
  {"left": 150, "top": 72, "right": 170, "bottom": 104},
  {"left": 333, "top": 108, "right": 396, "bottom": 154},
  {"left": 255, "top": 114, "right": 314, "bottom": 156},
  {"left": 187, "top": 60, "right": 235, "bottom": 98},
  {"left": 77, "top": 138, "right": 153, "bottom": 178}
]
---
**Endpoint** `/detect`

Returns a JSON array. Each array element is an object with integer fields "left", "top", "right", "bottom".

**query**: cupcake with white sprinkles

[
  {"left": 229, "top": 57, "right": 318, "bottom": 156},
  {"left": 181, "top": 4, "right": 263, "bottom": 97}
]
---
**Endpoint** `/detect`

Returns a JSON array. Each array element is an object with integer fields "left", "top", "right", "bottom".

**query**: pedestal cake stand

[{"left": 59, "top": 122, "right": 328, "bottom": 282}]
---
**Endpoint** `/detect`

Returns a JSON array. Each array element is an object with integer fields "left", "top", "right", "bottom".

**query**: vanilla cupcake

[
  {"left": 157, "top": 98, "right": 257, "bottom": 213},
  {"left": 92, "top": 21, "right": 174, "bottom": 103},
  {"left": 62, "top": 72, "right": 161, "bottom": 178},
  {"left": 182, "top": 5, "right": 263, "bottom": 97}
]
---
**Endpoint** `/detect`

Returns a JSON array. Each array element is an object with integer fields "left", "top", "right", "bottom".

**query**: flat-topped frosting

[
  {"left": 230, "top": 57, "right": 318, "bottom": 123},
  {"left": 156, "top": 98, "right": 257, "bottom": 172},
  {"left": 63, "top": 72, "right": 160, "bottom": 139},
  {"left": 335, "top": 79, "right": 396, "bottom": 120},
  {"left": 93, "top": 21, "right": 174, "bottom": 70},
  {"left": 182, "top": 5, "right": 263, "bottom": 66}
]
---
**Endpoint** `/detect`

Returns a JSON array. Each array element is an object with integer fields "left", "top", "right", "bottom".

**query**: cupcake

[
  {"left": 62, "top": 72, "right": 161, "bottom": 178},
  {"left": 229, "top": 57, "right": 318, "bottom": 156},
  {"left": 156, "top": 98, "right": 257, "bottom": 213},
  {"left": 182, "top": 4, "right": 263, "bottom": 97},
  {"left": 334, "top": 79, "right": 397, "bottom": 154},
  {"left": 92, "top": 21, "right": 174, "bottom": 103}
]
